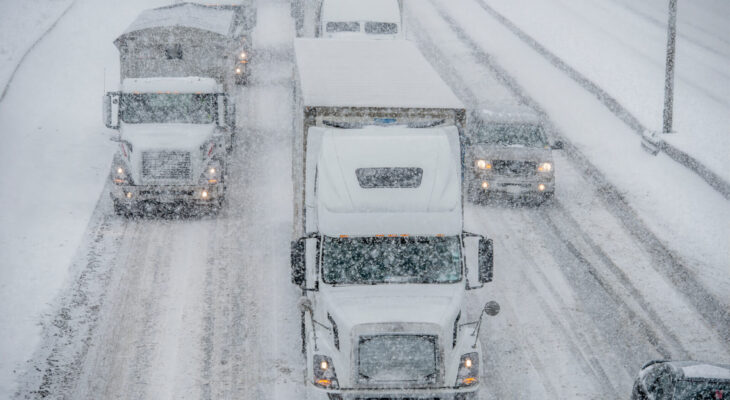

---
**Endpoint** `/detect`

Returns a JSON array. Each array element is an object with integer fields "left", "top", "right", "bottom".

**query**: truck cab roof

[
  {"left": 321, "top": 0, "right": 401, "bottom": 23},
  {"left": 294, "top": 39, "right": 463, "bottom": 110},
  {"left": 314, "top": 125, "right": 462, "bottom": 236},
  {"left": 121, "top": 77, "right": 223, "bottom": 93}
]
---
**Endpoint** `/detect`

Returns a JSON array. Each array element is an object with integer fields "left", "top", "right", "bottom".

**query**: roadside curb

[{"left": 477, "top": 0, "right": 730, "bottom": 200}]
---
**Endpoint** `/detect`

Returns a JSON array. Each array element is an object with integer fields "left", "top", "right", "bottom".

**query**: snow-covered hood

[
  {"left": 322, "top": 283, "right": 463, "bottom": 333},
  {"left": 119, "top": 123, "right": 220, "bottom": 185},
  {"left": 121, "top": 123, "right": 218, "bottom": 151}
]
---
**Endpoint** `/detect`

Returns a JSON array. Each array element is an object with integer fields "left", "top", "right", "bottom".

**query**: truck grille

[
  {"left": 141, "top": 151, "right": 191, "bottom": 181},
  {"left": 492, "top": 160, "right": 536, "bottom": 176},
  {"left": 357, "top": 334, "right": 439, "bottom": 388}
]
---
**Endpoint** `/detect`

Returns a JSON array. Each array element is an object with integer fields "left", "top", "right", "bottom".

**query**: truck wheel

[
  {"left": 538, "top": 191, "right": 555, "bottom": 206},
  {"left": 113, "top": 199, "right": 132, "bottom": 217}
]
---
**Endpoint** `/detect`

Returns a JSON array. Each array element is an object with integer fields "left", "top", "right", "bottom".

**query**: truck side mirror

[
  {"left": 551, "top": 140, "right": 564, "bottom": 150},
  {"left": 103, "top": 92, "right": 120, "bottom": 129},
  {"left": 291, "top": 236, "right": 319, "bottom": 290},
  {"left": 478, "top": 238, "right": 493, "bottom": 283},
  {"left": 291, "top": 238, "right": 306, "bottom": 287},
  {"left": 462, "top": 233, "right": 481, "bottom": 289},
  {"left": 217, "top": 94, "right": 228, "bottom": 128},
  {"left": 484, "top": 300, "right": 500, "bottom": 316}
]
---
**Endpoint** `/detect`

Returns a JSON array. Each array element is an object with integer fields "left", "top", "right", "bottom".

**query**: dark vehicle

[{"left": 632, "top": 360, "right": 730, "bottom": 400}]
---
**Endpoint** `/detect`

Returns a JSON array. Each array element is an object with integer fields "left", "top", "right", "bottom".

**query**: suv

[
  {"left": 632, "top": 360, "right": 730, "bottom": 399},
  {"left": 465, "top": 107, "right": 562, "bottom": 205}
]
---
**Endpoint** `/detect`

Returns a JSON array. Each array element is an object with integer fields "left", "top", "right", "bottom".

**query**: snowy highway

[{"left": 2, "top": 0, "right": 729, "bottom": 399}]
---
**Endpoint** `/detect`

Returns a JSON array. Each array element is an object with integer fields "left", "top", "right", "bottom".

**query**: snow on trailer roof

[
  {"left": 121, "top": 3, "right": 237, "bottom": 37},
  {"left": 315, "top": 125, "right": 462, "bottom": 236},
  {"left": 294, "top": 39, "right": 463, "bottom": 110},
  {"left": 322, "top": 0, "right": 401, "bottom": 23},
  {"left": 121, "top": 77, "right": 223, "bottom": 93}
]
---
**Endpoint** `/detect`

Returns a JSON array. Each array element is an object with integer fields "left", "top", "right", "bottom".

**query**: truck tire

[{"left": 113, "top": 199, "right": 132, "bottom": 217}]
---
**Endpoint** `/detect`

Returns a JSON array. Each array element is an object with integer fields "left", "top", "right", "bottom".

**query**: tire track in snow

[
  {"left": 422, "top": 0, "right": 730, "bottom": 346},
  {"left": 471, "top": 0, "right": 730, "bottom": 200}
]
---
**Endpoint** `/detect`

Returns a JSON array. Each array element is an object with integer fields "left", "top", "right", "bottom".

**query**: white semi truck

[
  {"left": 290, "top": 39, "right": 499, "bottom": 400},
  {"left": 103, "top": 77, "right": 232, "bottom": 215}
]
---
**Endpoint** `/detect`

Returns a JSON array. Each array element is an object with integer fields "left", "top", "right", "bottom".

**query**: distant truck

[
  {"left": 318, "top": 0, "right": 403, "bottom": 39},
  {"left": 465, "top": 106, "right": 563, "bottom": 204},
  {"left": 103, "top": 77, "right": 232, "bottom": 215},
  {"left": 290, "top": 39, "right": 499, "bottom": 400},
  {"left": 115, "top": 2, "right": 256, "bottom": 87}
]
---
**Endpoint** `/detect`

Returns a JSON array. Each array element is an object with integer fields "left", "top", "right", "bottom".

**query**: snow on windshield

[
  {"left": 322, "top": 236, "right": 461, "bottom": 284},
  {"left": 120, "top": 93, "right": 216, "bottom": 124}
]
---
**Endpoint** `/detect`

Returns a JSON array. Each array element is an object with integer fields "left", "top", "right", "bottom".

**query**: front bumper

[
  {"left": 308, "top": 384, "right": 478, "bottom": 400},
  {"left": 467, "top": 172, "right": 554, "bottom": 197},
  {"left": 110, "top": 183, "right": 224, "bottom": 204}
]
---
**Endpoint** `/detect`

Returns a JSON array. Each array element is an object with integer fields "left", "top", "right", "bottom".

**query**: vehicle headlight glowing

[
  {"left": 239, "top": 51, "right": 247, "bottom": 60},
  {"left": 456, "top": 352, "right": 479, "bottom": 387},
  {"left": 481, "top": 181, "right": 489, "bottom": 189},
  {"left": 235, "top": 66, "right": 242, "bottom": 74},
  {"left": 209, "top": 167, "right": 216, "bottom": 175},
  {"left": 116, "top": 167, "right": 124, "bottom": 175},
  {"left": 476, "top": 159, "right": 492, "bottom": 170},
  {"left": 112, "top": 163, "right": 133, "bottom": 185},
  {"left": 538, "top": 162, "right": 552, "bottom": 172},
  {"left": 538, "top": 183, "right": 546, "bottom": 192},
  {"left": 314, "top": 355, "right": 338, "bottom": 389}
]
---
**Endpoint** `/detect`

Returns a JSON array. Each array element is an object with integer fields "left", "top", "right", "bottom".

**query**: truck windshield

[
  {"left": 120, "top": 93, "right": 216, "bottom": 124},
  {"left": 364, "top": 22, "right": 398, "bottom": 34},
  {"left": 471, "top": 123, "right": 547, "bottom": 147},
  {"left": 326, "top": 21, "right": 360, "bottom": 32},
  {"left": 322, "top": 236, "right": 461, "bottom": 284}
]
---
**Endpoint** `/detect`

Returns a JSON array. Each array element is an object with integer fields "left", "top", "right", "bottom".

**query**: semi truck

[
  {"left": 290, "top": 39, "right": 499, "bottom": 400},
  {"left": 115, "top": 2, "right": 256, "bottom": 88},
  {"left": 103, "top": 77, "right": 232, "bottom": 215}
]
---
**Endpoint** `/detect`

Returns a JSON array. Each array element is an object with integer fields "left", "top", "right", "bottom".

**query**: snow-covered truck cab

[
  {"left": 291, "top": 127, "right": 498, "bottom": 400},
  {"left": 291, "top": 39, "right": 499, "bottom": 399},
  {"left": 103, "top": 77, "right": 231, "bottom": 214},
  {"left": 318, "top": 0, "right": 403, "bottom": 39},
  {"left": 466, "top": 106, "right": 564, "bottom": 205}
]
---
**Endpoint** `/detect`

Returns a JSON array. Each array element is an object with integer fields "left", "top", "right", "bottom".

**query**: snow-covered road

[{"left": 3, "top": 0, "right": 728, "bottom": 399}]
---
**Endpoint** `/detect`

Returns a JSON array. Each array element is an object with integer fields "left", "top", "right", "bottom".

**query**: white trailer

[
  {"left": 290, "top": 39, "right": 499, "bottom": 400},
  {"left": 115, "top": 2, "right": 256, "bottom": 88},
  {"left": 103, "top": 77, "right": 232, "bottom": 215}
]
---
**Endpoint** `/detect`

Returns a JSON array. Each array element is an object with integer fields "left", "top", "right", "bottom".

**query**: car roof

[
  {"left": 644, "top": 360, "right": 730, "bottom": 381},
  {"left": 671, "top": 361, "right": 730, "bottom": 381}
]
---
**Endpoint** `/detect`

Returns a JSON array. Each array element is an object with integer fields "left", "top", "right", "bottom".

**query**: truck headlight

[
  {"left": 313, "top": 355, "right": 339, "bottom": 389},
  {"left": 200, "top": 160, "right": 222, "bottom": 184},
  {"left": 238, "top": 51, "right": 247, "bottom": 61},
  {"left": 537, "top": 162, "right": 552, "bottom": 172},
  {"left": 112, "top": 165, "right": 132, "bottom": 185},
  {"left": 475, "top": 159, "right": 492, "bottom": 170},
  {"left": 456, "top": 352, "right": 479, "bottom": 387}
]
